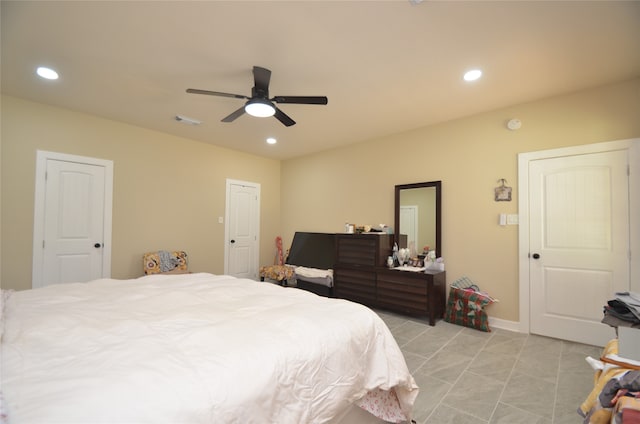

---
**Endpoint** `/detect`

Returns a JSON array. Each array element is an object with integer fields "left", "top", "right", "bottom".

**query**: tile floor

[{"left": 375, "top": 310, "right": 604, "bottom": 424}]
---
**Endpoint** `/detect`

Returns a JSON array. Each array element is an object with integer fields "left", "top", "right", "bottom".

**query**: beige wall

[
  {"left": 2, "top": 78, "right": 639, "bottom": 323},
  {"left": 281, "top": 78, "right": 640, "bottom": 322},
  {"left": 1, "top": 96, "right": 281, "bottom": 291}
]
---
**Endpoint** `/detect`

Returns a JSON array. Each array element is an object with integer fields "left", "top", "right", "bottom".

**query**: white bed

[{"left": 1, "top": 273, "right": 418, "bottom": 423}]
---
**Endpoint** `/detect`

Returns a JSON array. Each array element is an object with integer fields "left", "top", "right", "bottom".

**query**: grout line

[
  {"left": 484, "top": 331, "right": 529, "bottom": 423},
  {"left": 421, "top": 328, "right": 495, "bottom": 424},
  {"left": 549, "top": 340, "right": 566, "bottom": 424}
]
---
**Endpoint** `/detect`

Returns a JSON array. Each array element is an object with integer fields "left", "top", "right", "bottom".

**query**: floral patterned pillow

[{"left": 143, "top": 251, "right": 188, "bottom": 275}]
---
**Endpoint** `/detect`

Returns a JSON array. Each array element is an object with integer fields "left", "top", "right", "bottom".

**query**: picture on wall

[{"left": 494, "top": 179, "right": 512, "bottom": 202}]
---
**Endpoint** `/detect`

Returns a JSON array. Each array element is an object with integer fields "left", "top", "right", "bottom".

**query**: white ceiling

[{"left": 2, "top": 1, "right": 640, "bottom": 160}]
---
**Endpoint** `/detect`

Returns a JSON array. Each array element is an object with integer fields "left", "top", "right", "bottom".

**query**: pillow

[
  {"left": 444, "top": 286, "right": 495, "bottom": 332},
  {"left": 143, "top": 251, "right": 188, "bottom": 275},
  {"left": 157, "top": 268, "right": 189, "bottom": 275}
]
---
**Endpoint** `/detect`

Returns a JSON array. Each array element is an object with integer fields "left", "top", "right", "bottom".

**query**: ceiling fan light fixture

[
  {"left": 186, "top": 66, "right": 327, "bottom": 126},
  {"left": 245, "top": 99, "right": 276, "bottom": 117}
]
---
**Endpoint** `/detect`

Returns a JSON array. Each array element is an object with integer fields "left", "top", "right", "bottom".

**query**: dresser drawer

[
  {"left": 375, "top": 269, "right": 446, "bottom": 325},
  {"left": 334, "top": 268, "right": 376, "bottom": 304},
  {"left": 336, "top": 237, "right": 377, "bottom": 266},
  {"left": 377, "top": 274, "right": 428, "bottom": 314},
  {"left": 335, "top": 234, "right": 394, "bottom": 267}
]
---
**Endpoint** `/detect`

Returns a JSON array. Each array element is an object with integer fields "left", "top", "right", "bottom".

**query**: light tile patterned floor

[{"left": 374, "top": 310, "right": 603, "bottom": 424}]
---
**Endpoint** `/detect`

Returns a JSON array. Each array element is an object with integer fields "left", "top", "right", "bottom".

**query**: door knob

[
  {"left": 94, "top": 243, "right": 102, "bottom": 248},
  {"left": 532, "top": 253, "right": 540, "bottom": 259},
  {"left": 230, "top": 239, "right": 236, "bottom": 244}
]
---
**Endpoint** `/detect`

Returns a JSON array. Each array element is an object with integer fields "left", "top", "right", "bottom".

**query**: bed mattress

[{"left": 1, "top": 273, "right": 417, "bottom": 423}]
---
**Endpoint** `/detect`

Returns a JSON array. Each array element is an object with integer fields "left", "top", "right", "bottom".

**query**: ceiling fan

[{"left": 186, "top": 66, "right": 328, "bottom": 127}]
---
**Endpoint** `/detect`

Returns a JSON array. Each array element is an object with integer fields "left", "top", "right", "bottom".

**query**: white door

[
  {"left": 32, "top": 151, "right": 113, "bottom": 288},
  {"left": 225, "top": 179, "right": 260, "bottom": 279},
  {"left": 528, "top": 150, "right": 629, "bottom": 346},
  {"left": 400, "top": 205, "right": 419, "bottom": 254}
]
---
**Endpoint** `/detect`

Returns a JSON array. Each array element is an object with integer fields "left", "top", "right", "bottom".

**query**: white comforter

[{"left": 1, "top": 273, "right": 417, "bottom": 423}]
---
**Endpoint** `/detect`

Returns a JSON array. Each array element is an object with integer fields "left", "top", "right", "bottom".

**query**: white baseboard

[{"left": 488, "top": 317, "right": 523, "bottom": 333}]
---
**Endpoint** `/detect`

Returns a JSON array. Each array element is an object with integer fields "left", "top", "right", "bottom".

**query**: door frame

[
  {"left": 224, "top": 178, "right": 260, "bottom": 277},
  {"left": 32, "top": 150, "right": 114, "bottom": 288},
  {"left": 517, "top": 138, "right": 640, "bottom": 334}
]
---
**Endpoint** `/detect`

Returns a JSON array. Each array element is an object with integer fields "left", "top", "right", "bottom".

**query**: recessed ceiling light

[
  {"left": 36, "top": 66, "right": 59, "bottom": 80},
  {"left": 266, "top": 137, "right": 277, "bottom": 145},
  {"left": 463, "top": 69, "right": 482, "bottom": 82}
]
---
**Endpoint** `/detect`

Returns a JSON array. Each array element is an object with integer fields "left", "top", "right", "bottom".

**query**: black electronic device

[{"left": 286, "top": 232, "right": 336, "bottom": 270}]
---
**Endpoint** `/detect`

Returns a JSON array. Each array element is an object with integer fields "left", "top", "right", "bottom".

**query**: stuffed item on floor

[{"left": 444, "top": 276, "right": 497, "bottom": 332}]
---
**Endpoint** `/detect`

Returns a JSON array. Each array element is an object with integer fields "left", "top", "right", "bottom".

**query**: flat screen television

[{"left": 286, "top": 232, "right": 336, "bottom": 270}]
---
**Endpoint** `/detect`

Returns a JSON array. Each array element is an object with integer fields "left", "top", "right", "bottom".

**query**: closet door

[{"left": 33, "top": 151, "right": 113, "bottom": 288}]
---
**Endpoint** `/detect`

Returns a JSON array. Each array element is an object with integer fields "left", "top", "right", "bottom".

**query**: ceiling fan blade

[
  {"left": 274, "top": 107, "right": 296, "bottom": 127},
  {"left": 272, "top": 96, "right": 328, "bottom": 105},
  {"left": 253, "top": 66, "right": 271, "bottom": 94},
  {"left": 186, "top": 88, "right": 248, "bottom": 100},
  {"left": 221, "top": 106, "right": 246, "bottom": 123}
]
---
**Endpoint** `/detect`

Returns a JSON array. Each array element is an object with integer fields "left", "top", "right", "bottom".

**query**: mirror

[{"left": 394, "top": 181, "right": 441, "bottom": 258}]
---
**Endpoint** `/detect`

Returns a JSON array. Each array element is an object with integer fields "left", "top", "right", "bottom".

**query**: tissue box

[{"left": 618, "top": 326, "right": 640, "bottom": 361}]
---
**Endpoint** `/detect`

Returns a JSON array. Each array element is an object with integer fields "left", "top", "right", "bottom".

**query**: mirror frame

[{"left": 394, "top": 180, "right": 442, "bottom": 258}]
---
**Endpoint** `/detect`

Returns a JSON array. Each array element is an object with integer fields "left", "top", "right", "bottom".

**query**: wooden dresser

[{"left": 333, "top": 233, "right": 446, "bottom": 325}]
